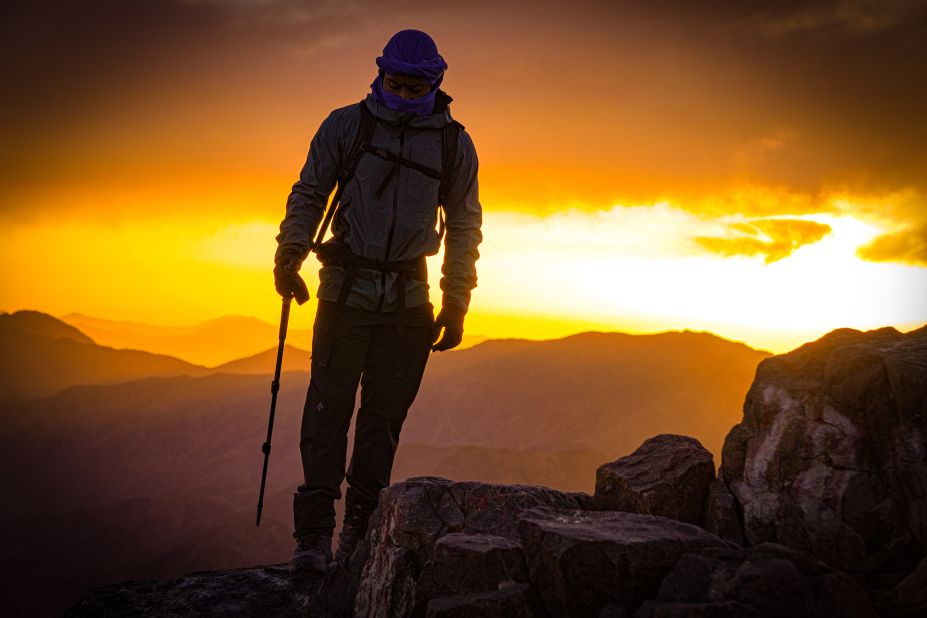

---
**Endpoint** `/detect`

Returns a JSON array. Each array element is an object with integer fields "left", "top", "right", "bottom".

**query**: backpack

[{"left": 311, "top": 99, "right": 465, "bottom": 250}]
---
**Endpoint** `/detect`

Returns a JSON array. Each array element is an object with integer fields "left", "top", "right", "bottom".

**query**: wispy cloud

[
  {"left": 857, "top": 224, "right": 927, "bottom": 266},
  {"left": 694, "top": 218, "right": 832, "bottom": 263},
  {"left": 829, "top": 189, "right": 927, "bottom": 266},
  {"left": 732, "top": 129, "right": 797, "bottom": 169}
]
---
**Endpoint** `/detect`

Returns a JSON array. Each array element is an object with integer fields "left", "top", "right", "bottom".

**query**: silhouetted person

[{"left": 273, "top": 29, "right": 482, "bottom": 572}]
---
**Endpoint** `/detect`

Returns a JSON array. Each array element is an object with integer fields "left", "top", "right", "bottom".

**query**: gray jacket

[{"left": 275, "top": 90, "right": 482, "bottom": 313}]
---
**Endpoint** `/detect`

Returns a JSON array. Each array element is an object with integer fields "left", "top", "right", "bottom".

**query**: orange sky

[{"left": 2, "top": 0, "right": 926, "bottom": 353}]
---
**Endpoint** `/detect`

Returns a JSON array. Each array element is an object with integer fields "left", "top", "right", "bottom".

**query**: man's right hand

[
  {"left": 274, "top": 248, "right": 311, "bottom": 305},
  {"left": 431, "top": 303, "right": 466, "bottom": 352}
]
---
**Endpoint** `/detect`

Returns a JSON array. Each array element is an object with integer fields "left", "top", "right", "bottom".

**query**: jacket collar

[{"left": 364, "top": 88, "right": 454, "bottom": 129}]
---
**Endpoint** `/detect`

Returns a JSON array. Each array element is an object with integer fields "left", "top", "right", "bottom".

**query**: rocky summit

[{"left": 67, "top": 325, "right": 927, "bottom": 617}]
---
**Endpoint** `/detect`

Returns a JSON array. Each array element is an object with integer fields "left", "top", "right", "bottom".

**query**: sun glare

[
  {"left": 2, "top": 198, "right": 924, "bottom": 354},
  {"left": 464, "top": 205, "right": 925, "bottom": 351}
]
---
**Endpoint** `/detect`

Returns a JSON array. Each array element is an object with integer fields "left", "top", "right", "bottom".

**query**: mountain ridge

[
  {"left": 0, "top": 312, "right": 210, "bottom": 405},
  {"left": 3, "top": 310, "right": 774, "bottom": 406}
]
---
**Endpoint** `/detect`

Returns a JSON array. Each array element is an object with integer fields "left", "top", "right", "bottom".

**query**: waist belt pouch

[{"left": 315, "top": 239, "right": 352, "bottom": 265}]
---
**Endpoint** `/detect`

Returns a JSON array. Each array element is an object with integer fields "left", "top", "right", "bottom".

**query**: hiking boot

[
  {"left": 290, "top": 532, "right": 332, "bottom": 573},
  {"left": 334, "top": 520, "right": 368, "bottom": 562}
]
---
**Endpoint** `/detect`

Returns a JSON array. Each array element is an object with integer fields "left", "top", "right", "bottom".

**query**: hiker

[{"left": 273, "top": 29, "right": 482, "bottom": 572}]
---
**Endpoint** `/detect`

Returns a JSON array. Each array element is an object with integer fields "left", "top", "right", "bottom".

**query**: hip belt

[{"left": 315, "top": 240, "right": 428, "bottom": 378}]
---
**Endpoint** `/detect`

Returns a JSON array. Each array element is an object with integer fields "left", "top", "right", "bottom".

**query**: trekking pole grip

[{"left": 279, "top": 295, "right": 292, "bottom": 340}]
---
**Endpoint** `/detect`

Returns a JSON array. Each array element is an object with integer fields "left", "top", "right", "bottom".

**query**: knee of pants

[
  {"left": 354, "top": 409, "right": 404, "bottom": 446},
  {"left": 360, "top": 371, "right": 427, "bottom": 423},
  {"left": 360, "top": 395, "right": 414, "bottom": 424},
  {"left": 306, "top": 371, "right": 359, "bottom": 409},
  {"left": 301, "top": 382, "right": 355, "bottom": 442}
]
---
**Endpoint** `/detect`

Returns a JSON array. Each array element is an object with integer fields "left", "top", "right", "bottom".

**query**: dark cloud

[
  {"left": 1, "top": 0, "right": 926, "bottom": 267},
  {"left": 173, "top": 0, "right": 366, "bottom": 25},
  {"left": 694, "top": 218, "right": 832, "bottom": 262},
  {"left": 743, "top": 0, "right": 920, "bottom": 38}
]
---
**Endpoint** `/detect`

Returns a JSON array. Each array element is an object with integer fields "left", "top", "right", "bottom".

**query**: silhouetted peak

[{"left": 1, "top": 310, "right": 94, "bottom": 344}]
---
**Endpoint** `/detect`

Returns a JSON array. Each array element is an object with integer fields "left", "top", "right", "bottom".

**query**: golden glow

[
  {"left": 466, "top": 204, "right": 926, "bottom": 352},
  {"left": 3, "top": 191, "right": 924, "bottom": 355},
  {"left": 3, "top": 1, "right": 925, "bottom": 364}
]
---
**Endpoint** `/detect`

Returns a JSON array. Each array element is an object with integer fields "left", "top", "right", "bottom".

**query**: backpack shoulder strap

[
  {"left": 438, "top": 120, "right": 465, "bottom": 207},
  {"left": 312, "top": 100, "right": 378, "bottom": 249},
  {"left": 344, "top": 100, "right": 378, "bottom": 179},
  {"left": 436, "top": 120, "right": 465, "bottom": 244}
]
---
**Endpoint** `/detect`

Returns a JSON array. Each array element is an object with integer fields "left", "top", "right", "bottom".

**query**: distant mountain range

[
  {"left": 0, "top": 311, "right": 210, "bottom": 404},
  {"left": 0, "top": 310, "right": 488, "bottom": 404},
  {"left": 0, "top": 309, "right": 770, "bottom": 615},
  {"left": 60, "top": 312, "right": 316, "bottom": 367},
  {"left": 59, "top": 312, "right": 488, "bottom": 367},
  {"left": 404, "top": 329, "right": 768, "bottom": 459},
  {"left": 211, "top": 344, "right": 311, "bottom": 375}
]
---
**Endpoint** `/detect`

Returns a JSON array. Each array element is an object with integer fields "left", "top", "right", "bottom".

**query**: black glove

[
  {"left": 273, "top": 246, "right": 311, "bottom": 305},
  {"left": 431, "top": 303, "right": 466, "bottom": 352}
]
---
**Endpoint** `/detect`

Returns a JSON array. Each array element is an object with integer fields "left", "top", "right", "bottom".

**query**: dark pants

[{"left": 293, "top": 298, "right": 435, "bottom": 538}]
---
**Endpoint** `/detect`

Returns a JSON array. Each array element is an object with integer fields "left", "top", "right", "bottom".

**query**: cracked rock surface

[
  {"left": 717, "top": 325, "right": 927, "bottom": 575},
  {"left": 316, "top": 476, "right": 590, "bottom": 617},
  {"left": 637, "top": 542, "right": 878, "bottom": 618},
  {"left": 412, "top": 532, "right": 534, "bottom": 616},
  {"left": 517, "top": 507, "right": 732, "bottom": 615}
]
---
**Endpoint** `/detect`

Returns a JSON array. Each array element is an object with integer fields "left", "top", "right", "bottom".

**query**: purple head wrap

[{"left": 370, "top": 29, "right": 448, "bottom": 116}]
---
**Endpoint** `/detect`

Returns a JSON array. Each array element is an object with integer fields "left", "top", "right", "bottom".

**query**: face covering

[{"left": 370, "top": 29, "right": 448, "bottom": 116}]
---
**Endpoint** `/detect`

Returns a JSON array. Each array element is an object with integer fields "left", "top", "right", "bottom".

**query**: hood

[{"left": 363, "top": 88, "right": 455, "bottom": 129}]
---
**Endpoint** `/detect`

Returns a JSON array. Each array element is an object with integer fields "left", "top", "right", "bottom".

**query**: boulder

[
  {"left": 516, "top": 506, "right": 732, "bottom": 616},
  {"left": 596, "top": 434, "right": 715, "bottom": 525},
  {"left": 318, "top": 476, "right": 591, "bottom": 617},
  {"left": 704, "top": 478, "right": 744, "bottom": 545},
  {"left": 412, "top": 533, "right": 531, "bottom": 616},
  {"left": 718, "top": 325, "right": 927, "bottom": 573},
  {"left": 636, "top": 542, "right": 878, "bottom": 617}
]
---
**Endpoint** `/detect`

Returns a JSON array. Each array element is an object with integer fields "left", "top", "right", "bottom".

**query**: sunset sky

[{"left": 2, "top": 0, "right": 926, "bottom": 353}]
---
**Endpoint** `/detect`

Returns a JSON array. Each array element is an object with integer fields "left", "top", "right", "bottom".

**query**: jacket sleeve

[
  {"left": 440, "top": 128, "right": 483, "bottom": 312},
  {"left": 274, "top": 110, "right": 345, "bottom": 263}
]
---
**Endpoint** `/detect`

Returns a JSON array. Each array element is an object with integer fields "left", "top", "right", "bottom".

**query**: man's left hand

[{"left": 432, "top": 303, "right": 466, "bottom": 352}]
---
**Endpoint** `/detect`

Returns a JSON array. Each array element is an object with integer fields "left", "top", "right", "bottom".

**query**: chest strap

[{"left": 363, "top": 140, "right": 443, "bottom": 199}]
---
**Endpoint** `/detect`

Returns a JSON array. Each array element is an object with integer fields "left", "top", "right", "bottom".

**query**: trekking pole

[{"left": 256, "top": 293, "right": 293, "bottom": 527}]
